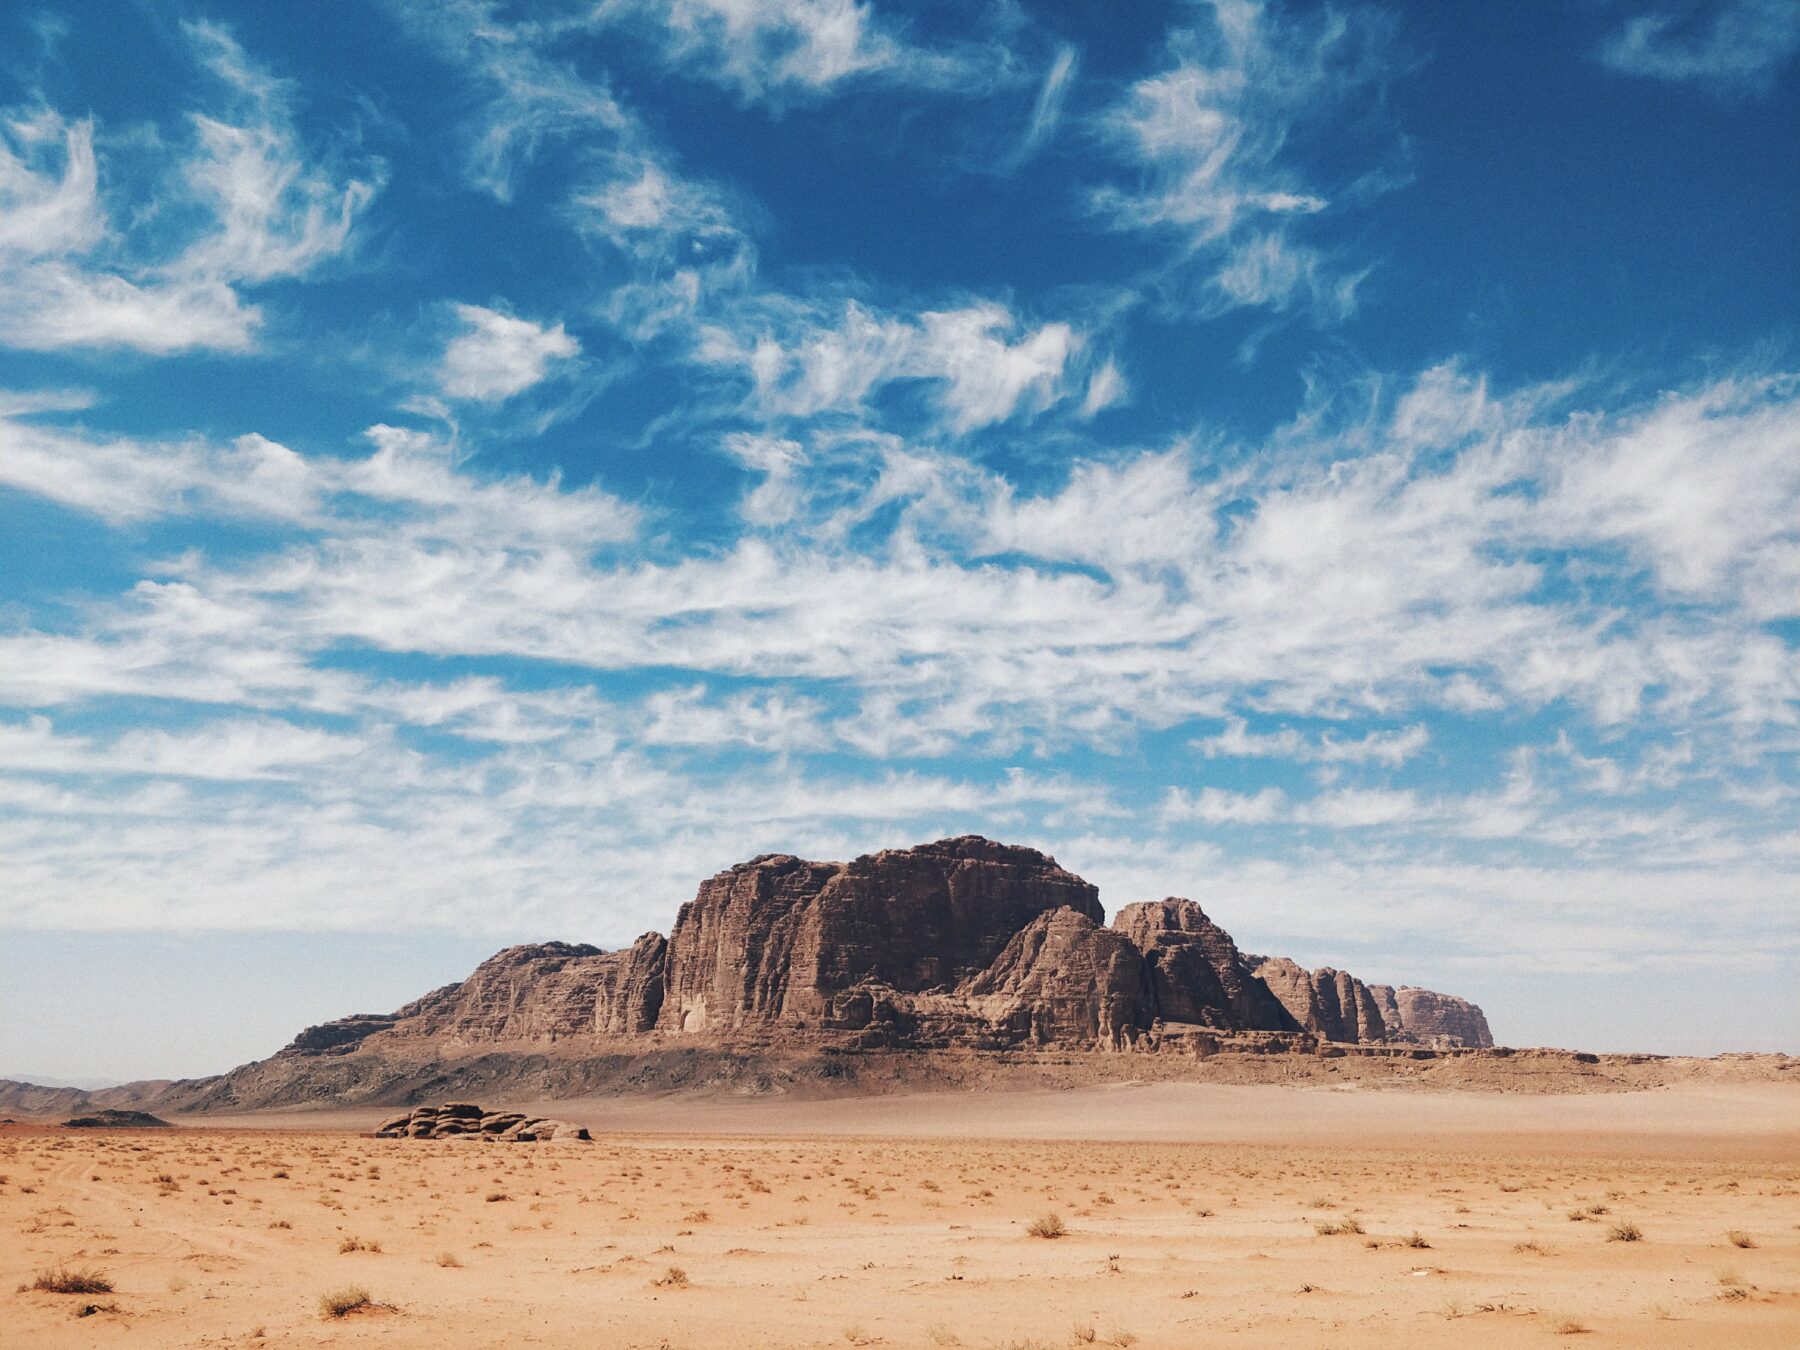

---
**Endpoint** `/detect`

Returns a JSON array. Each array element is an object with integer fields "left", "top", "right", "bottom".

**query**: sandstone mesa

[
  {"left": 286, "top": 836, "right": 1491, "bottom": 1060},
  {"left": 8, "top": 835, "right": 1793, "bottom": 1115}
]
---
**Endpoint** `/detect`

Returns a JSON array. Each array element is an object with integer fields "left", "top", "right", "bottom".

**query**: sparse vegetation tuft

[
  {"left": 1606, "top": 1221, "right": 1643, "bottom": 1242},
  {"left": 318, "top": 1285, "right": 373, "bottom": 1319},
  {"left": 1726, "top": 1230, "right": 1755, "bottom": 1248},
  {"left": 34, "top": 1268, "right": 113, "bottom": 1295},
  {"left": 652, "top": 1265, "right": 689, "bottom": 1288},
  {"left": 1313, "top": 1216, "right": 1365, "bottom": 1236},
  {"left": 1027, "top": 1212, "right": 1067, "bottom": 1239}
]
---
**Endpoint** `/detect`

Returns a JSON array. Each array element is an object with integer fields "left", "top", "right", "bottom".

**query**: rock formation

[
  {"left": 264, "top": 836, "right": 1492, "bottom": 1068},
  {"left": 1114, "top": 899, "right": 1296, "bottom": 1031},
  {"left": 1373, "top": 984, "right": 1496, "bottom": 1049},
  {"left": 960, "top": 907, "right": 1152, "bottom": 1049},
  {"left": 373, "top": 1101, "right": 590, "bottom": 1142},
  {"left": 657, "top": 838, "right": 1101, "bottom": 1037}
]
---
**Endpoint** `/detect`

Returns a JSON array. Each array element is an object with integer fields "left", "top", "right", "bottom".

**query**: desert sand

[{"left": 5, "top": 1083, "right": 1797, "bottom": 1348}]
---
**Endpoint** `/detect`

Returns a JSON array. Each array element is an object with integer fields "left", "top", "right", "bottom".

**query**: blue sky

[{"left": 1, "top": 0, "right": 1797, "bottom": 1080}]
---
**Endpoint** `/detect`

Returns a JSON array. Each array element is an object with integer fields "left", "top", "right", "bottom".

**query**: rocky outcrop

[
  {"left": 658, "top": 837, "right": 1101, "bottom": 1037},
  {"left": 1374, "top": 984, "right": 1494, "bottom": 1049},
  {"left": 960, "top": 908, "right": 1152, "bottom": 1049},
  {"left": 236, "top": 836, "right": 1494, "bottom": 1093},
  {"left": 1246, "top": 956, "right": 1389, "bottom": 1044},
  {"left": 372, "top": 1101, "right": 590, "bottom": 1142},
  {"left": 1113, "top": 899, "right": 1297, "bottom": 1031}
]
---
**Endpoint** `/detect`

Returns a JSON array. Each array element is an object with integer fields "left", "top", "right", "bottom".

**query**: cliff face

[
  {"left": 1246, "top": 956, "right": 1389, "bottom": 1044},
  {"left": 658, "top": 837, "right": 1102, "bottom": 1037},
  {"left": 267, "top": 836, "right": 1492, "bottom": 1069},
  {"left": 1113, "top": 899, "right": 1297, "bottom": 1031},
  {"left": 961, "top": 908, "right": 1152, "bottom": 1049},
  {"left": 1377, "top": 984, "right": 1495, "bottom": 1049}
]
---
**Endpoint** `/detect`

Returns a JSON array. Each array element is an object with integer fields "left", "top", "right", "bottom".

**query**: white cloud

[
  {"left": 0, "top": 108, "right": 104, "bottom": 254},
  {"left": 1079, "top": 358, "right": 1129, "bottom": 418},
  {"left": 1014, "top": 44, "right": 1079, "bottom": 163},
  {"left": 0, "top": 407, "right": 637, "bottom": 548},
  {"left": 702, "top": 298, "right": 1080, "bottom": 434},
  {"left": 1162, "top": 785, "right": 1287, "bottom": 823},
  {"left": 0, "top": 25, "right": 377, "bottom": 355},
  {"left": 1294, "top": 786, "right": 1422, "bottom": 828},
  {"left": 1600, "top": 0, "right": 1800, "bottom": 94},
  {"left": 0, "top": 715, "right": 365, "bottom": 781},
  {"left": 11, "top": 362, "right": 1790, "bottom": 755},
  {"left": 1528, "top": 373, "right": 1800, "bottom": 614},
  {"left": 438, "top": 305, "right": 581, "bottom": 402},
  {"left": 603, "top": 0, "right": 1000, "bottom": 105},
  {"left": 1091, "top": 0, "right": 1397, "bottom": 319},
  {"left": 389, "top": 0, "right": 630, "bottom": 200},
  {"left": 1194, "top": 717, "right": 1429, "bottom": 767}
]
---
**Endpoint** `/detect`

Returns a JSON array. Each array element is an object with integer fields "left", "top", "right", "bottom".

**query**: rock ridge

[{"left": 268, "top": 836, "right": 1492, "bottom": 1062}]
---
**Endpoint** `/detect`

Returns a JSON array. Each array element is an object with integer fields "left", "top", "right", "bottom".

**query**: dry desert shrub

[
  {"left": 1403, "top": 1231, "right": 1431, "bottom": 1248},
  {"left": 1726, "top": 1230, "right": 1756, "bottom": 1248},
  {"left": 318, "top": 1285, "right": 373, "bottom": 1318},
  {"left": 1552, "top": 1317, "right": 1590, "bottom": 1335},
  {"left": 33, "top": 1267, "right": 113, "bottom": 1295},
  {"left": 1513, "top": 1239, "right": 1552, "bottom": 1256},
  {"left": 1027, "top": 1212, "right": 1067, "bottom": 1239},
  {"left": 1606, "top": 1221, "right": 1643, "bottom": 1242},
  {"left": 435, "top": 1251, "right": 461, "bottom": 1267},
  {"left": 338, "top": 1235, "right": 380, "bottom": 1253},
  {"left": 652, "top": 1265, "right": 689, "bottom": 1288},
  {"left": 1313, "top": 1216, "right": 1365, "bottom": 1236}
]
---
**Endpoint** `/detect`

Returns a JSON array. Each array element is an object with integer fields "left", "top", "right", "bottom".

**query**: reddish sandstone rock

[
  {"left": 658, "top": 837, "right": 1101, "bottom": 1037},
  {"left": 1246, "top": 956, "right": 1389, "bottom": 1043},
  {"left": 960, "top": 907, "right": 1152, "bottom": 1049},
  {"left": 1381, "top": 984, "right": 1494, "bottom": 1049},
  {"left": 1112, "top": 899, "right": 1295, "bottom": 1032},
  {"left": 250, "top": 836, "right": 1497, "bottom": 1087}
]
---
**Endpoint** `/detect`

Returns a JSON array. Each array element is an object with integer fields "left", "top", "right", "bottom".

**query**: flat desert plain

[{"left": 5, "top": 1083, "right": 1797, "bottom": 1348}]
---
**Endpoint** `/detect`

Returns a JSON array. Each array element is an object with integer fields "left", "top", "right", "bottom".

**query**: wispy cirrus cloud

[
  {"left": 1090, "top": 0, "right": 1402, "bottom": 321},
  {"left": 599, "top": 0, "right": 1017, "bottom": 107},
  {"left": 699, "top": 297, "right": 1081, "bottom": 434},
  {"left": 1599, "top": 0, "right": 1800, "bottom": 94},
  {"left": 0, "top": 405, "right": 637, "bottom": 544},
  {"left": 0, "top": 23, "right": 378, "bottom": 355},
  {"left": 1193, "top": 718, "right": 1430, "bottom": 766},
  {"left": 1011, "top": 43, "right": 1079, "bottom": 165}
]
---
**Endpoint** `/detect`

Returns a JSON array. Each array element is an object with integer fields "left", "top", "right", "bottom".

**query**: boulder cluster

[{"left": 372, "top": 1102, "right": 590, "bottom": 1142}]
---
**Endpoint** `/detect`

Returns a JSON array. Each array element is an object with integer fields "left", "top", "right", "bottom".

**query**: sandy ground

[{"left": 5, "top": 1084, "right": 1797, "bottom": 1348}]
